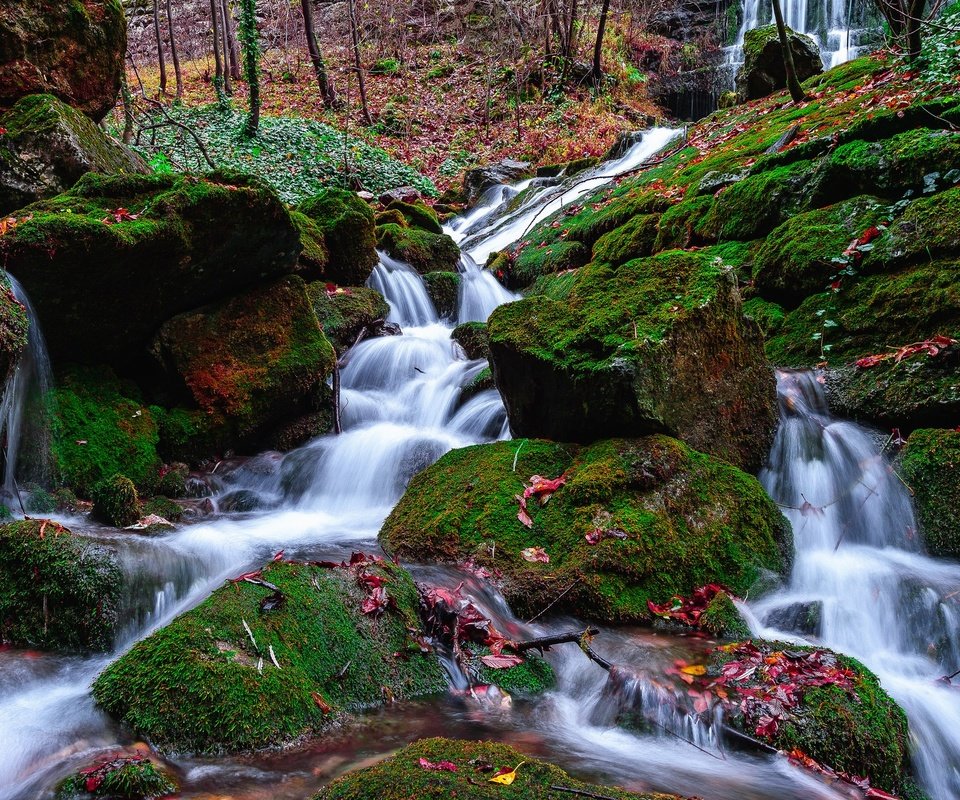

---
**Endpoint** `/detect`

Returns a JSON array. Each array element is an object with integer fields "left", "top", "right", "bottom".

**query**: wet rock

[
  {"left": 464, "top": 159, "right": 533, "bottom": 203},
  {"left": 380, "top": 436, "right": 790, "bottom": 624},
  {"left": 0, "top": 0, "right": 126, "bottom": 121},
  {"left": 150, "top": 276, "right": 336, "bottom": 456},
  {"left": 735, "top": 25, "right": 822, "bottom": 102},
  {"left": 0, "top": 273, "right": 28, "bottom": 384},
  {"left": 314, "top": 737, "right": 687, "bottom": 800},
  {"left": 379, "top": 186, "right": 421, "bottom": 205},
  {"left": 897, "top": 428, "right": 960, "bottom": 559},
  {"left": 92, "top": 559, "right": 450, "bottom": 754},
  {"left": 0, "top": 518, "right": 122, "bottom": 651},
  {"left": 0, "top": 94, "right": 148, "bottom": 215},
  {"left": 422, "top": 271, "right": 460, "bottom": 319},
  {"left": 216, "top": 488, "right": 272, "bottom": 513},
  {"left": 1, "top": 172, "right": 301, "bottom": 370},
  {"left": 488, "top": 251, "right": 777, "bottom": 471},
  {"left": 306, "top": 284, "right": 390, "bottom": 356},
  {"left": 451, "top": 321, "right": 489, "bottom": 360},
  {"left": 763, "top": 600, "right": 823, "bottom": 636},
  {"left": 54, "top": 754, "right": 177, "bottom": 800},
  {"left": 91, "top": 473, "right": 141, "bottom": 527},
  {"left": 294, "top": 188, "right": 379, "bottom": 285},
  {"left": 376, "top": 222, "right": 460, "bottom": 275}
]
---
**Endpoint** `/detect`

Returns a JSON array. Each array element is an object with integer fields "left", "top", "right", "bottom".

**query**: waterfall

[
  {"left": 0, "top": 275, "right": 54, "bottom": 510},
  {"left": 751, "top": 371, "right": 960, "bottom": 799}
]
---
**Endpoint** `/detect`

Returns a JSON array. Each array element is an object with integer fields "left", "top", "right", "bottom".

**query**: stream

[{"left": 1, "top": 128, "right": 959, "bottom": 800}]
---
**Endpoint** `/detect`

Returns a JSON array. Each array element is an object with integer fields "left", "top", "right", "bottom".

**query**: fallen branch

[
  {"left": 510, "top": 627, "right": 599, "bottom": 653},
  {"left": 581, "top": 642, "right": 613, "bottom": 671}
]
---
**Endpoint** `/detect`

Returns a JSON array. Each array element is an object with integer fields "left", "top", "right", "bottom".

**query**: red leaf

[
  {"left": 85, "top": 776, "right": 104, "bottom": 792},
  {"left": 520, "top": 546, "right": 549, "bottom": 563},
  {"left": 419, "top": 757, "right": 458, "bottom": 772},
  {"left": 480, "top": 653, "right": 524, "bottom": 669},
  {"left": 361, "top": 586, "right": 388, "bottom": 616},
  {"left": 311, "top": 691, "right": 332, "bottom": 713}
]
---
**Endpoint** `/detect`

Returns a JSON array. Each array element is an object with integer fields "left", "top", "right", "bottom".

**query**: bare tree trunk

[
  {"left": 153, "top": 0, "right": 168, "bottom": 95},
  {"left": 220, "top": 0, "right": 234, "bottom": 94},
  {"left": 591, "top": 0, "right": 611, "bottom": 86},
  {"left": 209, "top": 0, "right": 228, "bottom": 105},
  {"left": 906, "top": 0, "right": 927, "bottom": 61},
  {"left": 348, "top": 0, "right": 373, "bottom": 126},
  {"left": 121, "top": 70, "right": 135, "bottom": 144},
  {"left": 301, "top": 0, "right": 338, "bottom": 108},
  {"left": 223, "top": 0, "right": 242, "bottom": 80},
  {"left": 771, "top": 0, "right": 806, "bottom": 103},
  {"left": 165, "top": 0, "right": 183, "bottom": 99}
]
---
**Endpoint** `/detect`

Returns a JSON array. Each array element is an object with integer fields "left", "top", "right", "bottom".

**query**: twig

[
  {"left": 581, "top": 642, "right": 613, "bottom": 671},
  {"left": 525, "top": 577, "right": 582, "bottom": 623},
  {"left": 511, "top": 627, "right": 599, "bottom": 652}
]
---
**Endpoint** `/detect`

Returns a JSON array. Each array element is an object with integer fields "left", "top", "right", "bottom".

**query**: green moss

[
  {"left": 508, "top": 240, "right": 590, "bottom": 289},
  {"left": 93, "top": 560, "right": 449, "bottom": 754},
  {"left": 898, "top": 428, "right": 960, "bottom": 559},
  {"left": 91, "top": 474, "right": 141, "bottom": 527},
  {"left": 591, "top": 213, "right": 661, "bottom": 266},
  {"left": 0, "top": 273, "right": 28, "bottom": 383},
  {"left": 422, "top": 271, "right": 461, "bottom": 319},
  {"left": 742, "top": 297, "right": 786, "bottom": 337},
  {"left": 380, "top": 437, "right": 789, "bottom": 624},
  {"left": 306, "top": 284, "right": 390, "bottom": 354},
  {"left": 864, "top": 186, "right": 960, "bottom": 272},
  {"left": 0, "top": 519, "right": 122, "bottom": 651},
  {"left": 316, "top": 738, "right": 678, "bottom": 800},
  {"left": 296, "top": 188, "right": 378, "bottom": 285},
  {"left": 51, "top": 365, "right": 161, "bottom": 496},
  {"left": 698, "top": 591, "right": 750, "bottom": 638},
  {"left": 474, "top": 650, "right": 555, "bottom": 695},
  {"left": 142, "top": 495, "right": 184, "bottom": 523},
  {"left": 452, "top": 322, "right": 489, "bottom": 360},
  {"left": 290, "top": 209, "right": 330, "bottom": 275},
  {"left": 55, "top": 758, "right": 176, "bottom": 800},
  {"left": 654, "top": 196, "right": 714, "bottom": 251},
  {"left": 388, "top": 200, "right": 443, "bottom": 234},
  {"left": 376, "top": 223, "right": 461, "bottom": 274},
  {"left": 460, "top": 367, "right": 495, "bottom": 404}
]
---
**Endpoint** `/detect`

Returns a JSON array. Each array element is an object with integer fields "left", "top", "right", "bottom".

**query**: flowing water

[{"left": 1, "top": 128, "right": 958, "bottom": 800}]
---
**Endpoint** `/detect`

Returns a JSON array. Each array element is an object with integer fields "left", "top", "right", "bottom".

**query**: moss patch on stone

[
  {"left": 0, "top": 519, "right": 122, "bottom": 651},
  {"left": 863, "top": 186, "right": 960, "bottom": 272},
  {"left": 92, "top": 560, "right": 449, "bottom": 754},
  {"left": 307, "top": 284, "right": 390, "bottom": 355},
  {"left": 0, "top": 273, "right": 28, "bottom": 384},
  {"left": 295, "top": 188, "right": 378, "bottom": 285},
  {"left": 898, "top": 428, "right": 960, "bottom": 559},
  {"left": 452, "top": 322, "right": 489, "bottom": 360},
  {"left": 376, "top": 223, "right": 461, "bottom": 275},
  {"left": 422, "top": 271, "right": 461, "bottom": 319},
  {"left": 55, "top": 757, "right": 176, "bottom": 800},
  {"left": 380, "top": 437, "right": 789, "bottom": 624},
  {"left": 91, "top": 473, "right": 140, "bottom": 527}
]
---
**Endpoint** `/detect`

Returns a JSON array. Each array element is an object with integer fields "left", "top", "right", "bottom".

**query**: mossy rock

[
  {"left": 459, "top": 366, "right": 495, "bottom": 405},
  {"left": 55, "top": 757, "right": 176, "bottom": 800},
  {"left": 295, "top": 188, "right": 378, "bottom": 285},
  {"left": 306, "top": 283, "right": 390, "bottom": 355},
  {"left": 142, "top": 495, "right": 184, "bottom": 523},
  {"left": 150, "top": 275, "right": 336, "bottom": 453},
  {"left": 488, "top": 251, "right": 777, "bottom": 472},
  {"left": 155, "top": 464, "right": 188, "bottom": 498},
  {"left": 0, "top": 0, "right": 126, "bottom": 121},
  {"left": 897, "top": 428, "right": 960, "bottom": 559},
  {"left": 507, "top": 240, "right": 590, "bottom": 290},
  {"left": 92, "top": 559, "right": 450, "bottom": 754},
  {"left": 712, "top": 641, "right": 911, "bottom": 795},
  {"left": 387, "top": 199, "right": 443, "bottom": 234},
  {"left": 0, "top": 272, "right": 28, "bottom": 384},
  {"left": 863, "top": 186, "right": 960, "bottom": 272},
  {"left": 1, "top": 171, "right": 301, "bottom": 369},
  {"left": 452, "top": 321, "right": 489, "bottom": 360},
  {"left": 653, "top": 196, "right": 714, "bottom": 251},
  {"left": 314, "top": 737, "right": 685, "bottom": 800},
  {"left": 736, "top": 25, "right": 822, "bottom": 101},
  {"left": 752, "top": 196, "right": 887, "bottom": 305},
  {"left": 380, "top": 436, "right": 790, "bottom": 624},
  {"left": 422, "top": 271, "right": 460, "bottom": 319},
  {"left": 0, "top": 519, "right": 122, "bottom": 651},
  {"left": 376, "top": 222, "right": 461, "bottom": 275},
  {"left": 91, "top": 473, "right": 140, "bottom": 527},
  {"left": 0, "top": 93, "right": 147, "bottom": 214},
  {"left": 698, "top": 591, "right": 750, "bottom": 638},
  {"left": 290, "top": 209, "right": 330, "bottom": 277},
  {"left": 741, "top": 297, "right": 786, "bottom": 337},
  {"left": 592, "top": 213, "right": 661, "bottom": 267},
  {"left": 51, "top": 365, "right": 162, "bottom": 496}
]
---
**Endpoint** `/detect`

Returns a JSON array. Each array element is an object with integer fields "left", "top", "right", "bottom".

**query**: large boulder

[
  {"left": 0, "top": 172, "right": 301, "bottom": 369},
  {"left": 0, "top": 0, "right": 126, "bottom": 121},
  {"left": 0, "top": 273, "right": 28, "bottom": 384},
  {"left": 0, "top": 94, "right": 148, "bottom": 215},
  {"left": 294, "top": 188, "right": 378, "bottom": 285},
  {"left": 464, "top": 158, "right": 533, "bottom": 203},
  {"left": 0, "top": 519, "right": 122, "bottom": 651},
  {"left": 306, "top": 283, "right": 390, "bottom": 355},
  {"left": 150, "top": 276, "right": 336, "bottom": 452},
  {"left": 380, "top": 437, "right": 790, "bottom": 624},
  {"left": 898, "top": 428, "right": 960, "bottom": 559},
  {"left": 736, "top": 25, "right": 823, "bottom": 101},
  {"left": 487, "top": 251, "right": 777, "bottom": 472},
  {"left": 92, "top": 558, "right": 448, "bottom": 754}
]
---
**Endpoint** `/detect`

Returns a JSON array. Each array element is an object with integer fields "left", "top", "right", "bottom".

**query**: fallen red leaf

[
  {"left": 480, "top": 653, "right": 524, "bottom": 669},
  {"left": 419, "top": 757, "right": 458, "bottom": 772}
]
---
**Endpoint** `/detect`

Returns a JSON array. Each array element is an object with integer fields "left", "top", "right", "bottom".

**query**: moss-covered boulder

[
  {"left": 377, "top": 222, "right": 461, "bottom": 275},
  {"left": 55, "top": 755, "right": 176, "bottom": 800},
  {"left": 388, "top": 199, "right": 444, "bottom": 234},
  {"left": 91, "top": 473, "right": 140, "bottom": 527},
  {"left": 863, "top": 185, "right": 960, "bottom": 272},
  {"left": 295, "top": 188, "right": 378, "bottom": 285},
  {"left": 0, "top": 519, "right": 122, "bottom": 651},
  {"left": 488, "top": 251, "right": 776, "bottom": 471},
  {"left": 452, "top": 321, "right": 489, "bottom": 360},
  {"left": 711, "top": 641, "right": 911, "bottom": 795},
  {"left": 1, "top": 172, "right": 301, "bottom": 369},
  {"left": 150, "top": 276, "right": 336, "bottom": 453},
  {"left": 422, "top": 271, "right": 460, "bottom": 319},
  {"left": 380, "top": 437, "right": 790, "bottom": 624},
  {"left": 0, "top": 94, "right": 148, "bottom": 215},
  {"left": 314, "top": 737, "right": 685, "bottom": 800},
  {"left": 735, "top": 25, "right": 823, "bottom": 102},
  {"left": 898, "top": 428, "right": 960, "bottom": 559},
  {"left": 92, "top": 559, "right": 451, "bottom": 754},
  {"left": 0, "top": 273, "right": 28, "bottom": 384},
  {"left": 51, "top": 365, "right": 162, "bottom": 496},
  {"left": 0, "top": 0, "right": 126, "bottom": 121},
  {"left": 307, "top": 283, "right": 390, "bottom": 355}
]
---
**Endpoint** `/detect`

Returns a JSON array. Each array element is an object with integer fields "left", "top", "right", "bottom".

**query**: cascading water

[{"left": 748, "top": 371, "right": 960, "bottom": 800}]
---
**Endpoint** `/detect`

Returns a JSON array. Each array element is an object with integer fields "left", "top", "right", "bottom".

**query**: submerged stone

[
  {"left": 380, "top": 437, "right": 790, "bottom": 624},
  {"left": 0, "top": 519, "right": 122, "bottom": 651}
]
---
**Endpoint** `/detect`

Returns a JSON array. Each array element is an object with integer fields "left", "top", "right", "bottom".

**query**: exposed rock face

[
  {"left": 488, "top": 252, "right": 777, "bottom": 472},
  {"left": 0, "top": 0, "right": 126, "bottom": 121},
  {"left": 897, "top": 428, "right": 960, "bottom": 560},
  {"left": 0, "top": 273, "right": 28, "bottom": 384},
  {"left": 736, "top": 25, "right": 823, "bottom": 101},
  {"left": 0, "top": 94, "right": 148, "bottom": 215},
  {"left": 464, "top": 158, "right": 533, "bottom": 203},
  {"left": 380, "top": 436, "right": 789, "bottom": 624},
  {"left": 0, "top": 172, "right": 301, "bottom": 369}
]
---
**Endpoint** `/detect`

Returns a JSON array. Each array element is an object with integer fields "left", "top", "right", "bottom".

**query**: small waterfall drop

[
  {"left": 752, "top": 371, "right": 960, "bottom": 800},
  {"left": 0, "top": 275, "right": 54, "bottom": 509}
]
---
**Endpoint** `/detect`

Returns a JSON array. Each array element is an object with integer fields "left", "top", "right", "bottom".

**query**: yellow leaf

[
  {"left": 488, "top": 761, "right": 525, "bottom": 785},
  {"left": 680, "top": 664, "right": 706, "bottom": 676}
]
